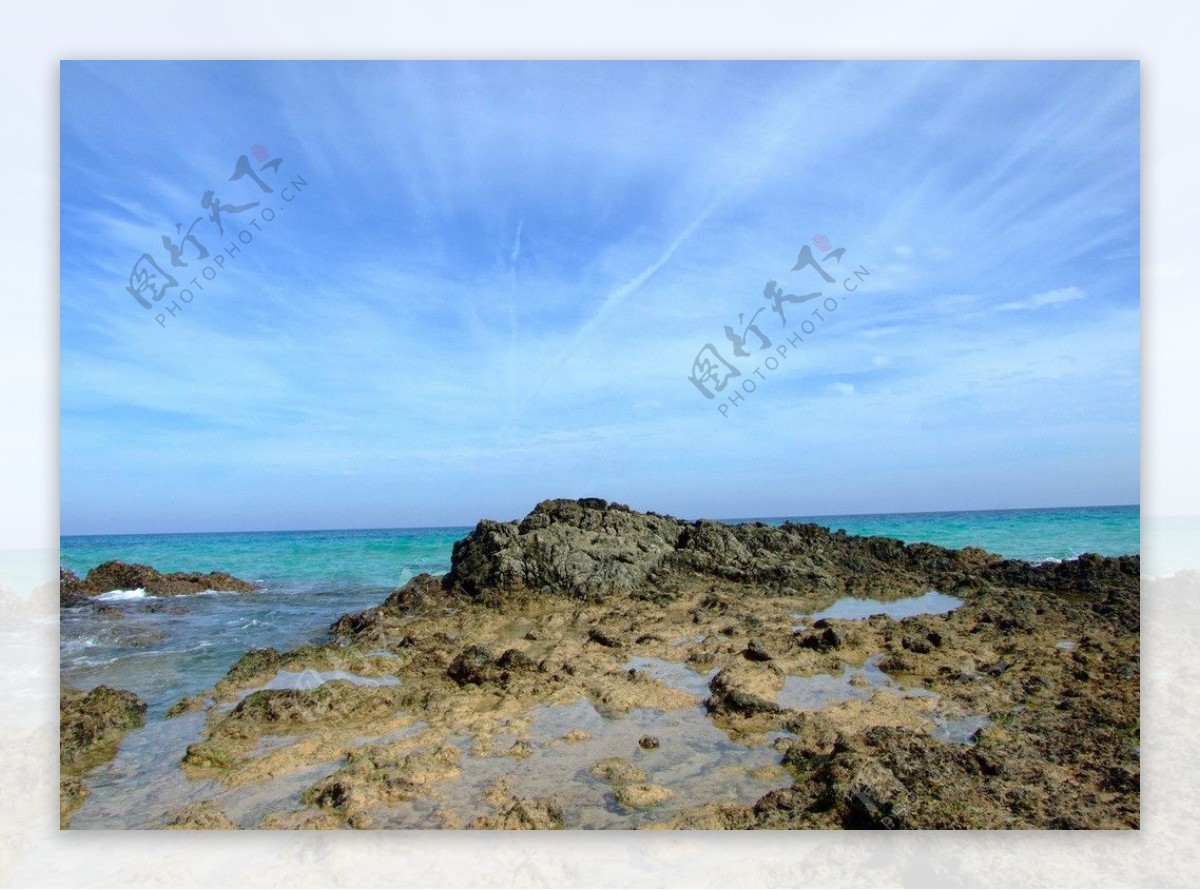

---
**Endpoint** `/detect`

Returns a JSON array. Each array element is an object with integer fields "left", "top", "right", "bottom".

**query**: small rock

[
  {"left": 589, "top": 757, "right": 645, "bottom": 785},
  {"left": 796, "top": 626, "right": 844, "bottom": 652},
  {"left": 901, "top": 635, "right": 932, "bottom": 654},
  {"left": 469, "top": 796, "right": 563, "bottom": 830},
  {"left": 218, "top": 648, "right": 282, "bottom": 690},
  {"left": 483, "top": 777, "right": 512, "bottom": 806},
  {"left": 165, "top": 695, "right": 204, "bottom": 718},
  {"left": 68, "top": 560, "right": 254, "bottom": 597},
  {"left": 614, "top": 783, "right": 674, "bottom": 808},
  {"left": 780, "top": 713, "right": 839, "bottom": 764},
  {"left": 447, "top": 645, "right": 500, "bottom": 686},
  {"left": 497, "top": 648, "right": 539, "bottom": 672},
  {"left": 983, "top": 659, "right": 1011, "bottom": 677},
  {"left": 706, "top": 661, "right": 784, "bottom": 718},
  {"left": 587, "top": 628, "right": 622, "bottom": 648},
  {"left": 506, "top": 740, "right": 534, "bottom": 759},
  {"left": 638, "top": 735, "right": 661, "bottom": 750},
  {"left": 840, "top": 759, "right": 909, "bottom": 829},
  {"left": 163, "top": 802, "right": 239, "bottom": 830},
  {"left": 257, "top": 809, "right": 345, "bottom": 830},
  {"left": 744, "top": 639, "right": 773, "bottom": 662}
]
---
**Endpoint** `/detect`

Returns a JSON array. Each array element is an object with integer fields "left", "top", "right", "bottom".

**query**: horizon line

[{"left": 60, "top": 501, "right": 1141, "bottom": 540}]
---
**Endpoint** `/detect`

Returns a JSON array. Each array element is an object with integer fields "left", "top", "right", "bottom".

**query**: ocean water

[
  {"left": 60, "top": 527, "right": 467, "bottom": 714},
  {"left": 60, "top": 526, "right": 469, "bottom": 593},
  {"left": 739, "top": 504, "right": 1141, "bottom": 564}
]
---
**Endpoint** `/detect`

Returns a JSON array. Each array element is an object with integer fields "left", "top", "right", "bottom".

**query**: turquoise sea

[
  {"left": 60, "top": 505, "right": 1139, "bottom": 717},
  {"left": 746, "top": 505, "right": 1140, "bottom": 563}
]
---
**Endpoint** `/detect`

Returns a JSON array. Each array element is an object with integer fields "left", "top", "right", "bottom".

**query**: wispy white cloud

[{"left": 998, "top": 286, "right": 1086, "bottom": 311}]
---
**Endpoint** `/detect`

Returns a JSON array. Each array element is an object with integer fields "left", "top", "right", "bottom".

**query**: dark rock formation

[
  {"left": 60, "top": 568, "right": 88, "bottom": 605},
  {"left": 59, "top": 560, "right": 255, "bottom": 600},
  {"left": 442, "top": 498, "right": 1138, "bottom": 605},
  {"left": 447, "top": 646, "right": 502, "bottom": 686},
  {"left": 446, "top": 498, "right": 681, "bottom": 600}
]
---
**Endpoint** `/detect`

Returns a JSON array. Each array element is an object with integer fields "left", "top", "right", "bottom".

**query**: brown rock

[
  {"left": 163, "top": 802, "right": 239, "bottom": 830},
  {"left": 468, "top": 796, "right": 564, "bottom": 830}
]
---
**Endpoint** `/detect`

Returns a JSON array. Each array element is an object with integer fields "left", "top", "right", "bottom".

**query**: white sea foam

[
  {"left": 61, "top": 636, "right": 99, "bottom": 652},
  {"left": 95, "top": 588, "right": 155, "bottom": 601}
]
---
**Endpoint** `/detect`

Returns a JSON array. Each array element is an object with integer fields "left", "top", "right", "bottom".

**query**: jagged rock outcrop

[
  {"left": 441, "top": 498, "right": 1137, "bottom": 605},
  {"left": 446, "top": 498, "right": 682, "bottom": 600}
]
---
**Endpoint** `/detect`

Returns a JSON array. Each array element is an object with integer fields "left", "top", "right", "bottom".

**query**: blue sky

[{"left": 60, "top": 61, "right": 1139, "bottom": 534}]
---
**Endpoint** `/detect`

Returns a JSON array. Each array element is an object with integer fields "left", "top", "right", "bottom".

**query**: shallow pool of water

[
  {"left": 802, "top": 590, "right": 963, "bottom": 623},
  {"left": 931, "top": 714, "right": 990, "bottom": 744},
  {"left": 258, "top": 669, "right": 400, "bottom": 692},
  {"left": 70, "top": 711, "right": 346, "bottom": 829},
  {"left": 359, "top": 697, "right": 794, "bottom": 829},
  {"left": 623, "top": 656, "right": 715, "bottom": 697},
  {"left": 779, "top": 654, "right": 895, "bottom": 710}
]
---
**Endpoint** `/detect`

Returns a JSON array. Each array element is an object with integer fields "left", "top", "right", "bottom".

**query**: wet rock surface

[
  {"left": 708, "top": 661, "right": 785, "bottom": 720},
  {"left": 81, "top": 498, "right": 1138, "bottom": 830},
  {"left": 163, "top": 802, "right": 239, "bottom": 830},
  {"left": 468, "top": 796, "right": 564, "bottom": 829},
  {"left": 60, "top": 684, "right": 147, "bottom": 826}
]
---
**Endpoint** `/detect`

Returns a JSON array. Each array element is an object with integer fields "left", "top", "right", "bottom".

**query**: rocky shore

[{"left": 61, "top": 499, "right": 1140, "bottom": 829}]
